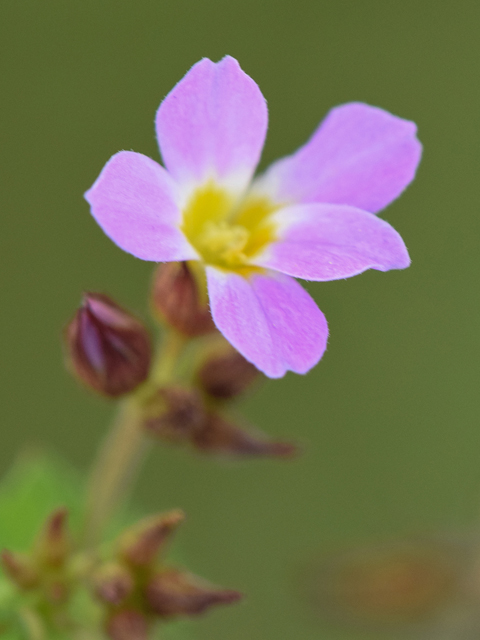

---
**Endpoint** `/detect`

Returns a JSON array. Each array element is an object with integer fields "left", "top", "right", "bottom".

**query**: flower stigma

[{"left": 181, "top": 183, "right": 278, "bottom": 273}]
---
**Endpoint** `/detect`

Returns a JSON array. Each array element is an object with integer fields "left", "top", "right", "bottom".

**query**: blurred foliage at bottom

[{"left": 0, "top": 454, "right": 192, "bottom": 640}]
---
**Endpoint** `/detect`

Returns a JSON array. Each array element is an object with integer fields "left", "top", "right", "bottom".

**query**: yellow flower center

[
  {"left": 181, "top": 183, "right": 278, "bottom": 273},
  {"left": 196, "top": 220, "right": 250, "bottom": 267}
]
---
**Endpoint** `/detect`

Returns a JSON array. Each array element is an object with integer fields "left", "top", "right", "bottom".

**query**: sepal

[
  {"left": 193, "top": 412, "right": 297, "bottom": 459},
  {"left": 146, "top": 568, "right": 242, "bottom": 617},
  {"left": 118, "top": 510, "right": 185, "bottom": 568}
]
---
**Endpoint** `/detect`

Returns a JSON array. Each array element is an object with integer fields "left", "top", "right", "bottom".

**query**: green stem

[
  {"left": 19, "top": 607, "right": 44, "bottom": 640},
  {"left": 82, "top": 329, "right": 186, "bottom": 548},
  {"left": 82, "top": 400, "right": 145, "bottom": 548},
  {"left": 151, "top": 328, "right": 186, "bottom": 386}
]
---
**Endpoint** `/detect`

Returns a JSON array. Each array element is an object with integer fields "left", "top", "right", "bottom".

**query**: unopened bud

[
  {"left": 151, "top": 262, "right": 216, "bottom": 337},
  {"left": 93, "top": 562, "right": 134, "bottom": 606},
  {"left": 35, "top": 508, "right": 70, "bottom": 567},
  {"left": 1, "top": 550, "right": 39, "bottom": 589},
  {"left": 119, "top": 510, "right": 185, "bottom": 567},
  {"left": 65, "top": 293, "right": 151, "bottom": 397},
  {"left": 197, "top": 347, "right": 260, "bottom": 399},
  {"left": 193, "top": 412, "right": 298, "bottom": 459},
  {"left": 106, "top": 609, "right": 148, "bottom": 640},
  {"left": 146, "top": 569, "right": 242, "bottom": 618},
  {"left": 144, "top": 387, "right": 205, "bottom": 443}
]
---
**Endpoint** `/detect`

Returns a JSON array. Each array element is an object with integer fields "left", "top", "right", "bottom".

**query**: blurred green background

[{"left": 1, "top": 1, "right": 479, "bottom": 638}]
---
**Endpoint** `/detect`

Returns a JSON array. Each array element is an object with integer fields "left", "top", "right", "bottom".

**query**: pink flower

[{"left": 85, "top": 57, "right": 421, "bottom": 378}]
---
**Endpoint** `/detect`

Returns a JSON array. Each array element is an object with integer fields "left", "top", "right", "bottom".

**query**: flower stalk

[
  {"left": 82, "top": 328, "right": 187, "bottom": 548},
  {"left": 82, "top": 400, "right": 146, "bottom": 549}
]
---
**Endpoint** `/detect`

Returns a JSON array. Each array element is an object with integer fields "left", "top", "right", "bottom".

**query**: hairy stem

[{"left": 82, "top": 329, "right": 186, "bottom": 548}]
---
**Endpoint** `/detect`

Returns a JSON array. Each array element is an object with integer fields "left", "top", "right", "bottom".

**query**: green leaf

[
  {"left": 0, "top": 451, "right": 82, "bottom": 551},
  {"left": 0, "top": 452, "right": 193, "bottom": 639}
]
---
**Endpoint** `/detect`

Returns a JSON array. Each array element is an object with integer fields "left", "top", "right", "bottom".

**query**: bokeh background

[{"left": 1, "top": 1, "right": 480, "bottom": 638}]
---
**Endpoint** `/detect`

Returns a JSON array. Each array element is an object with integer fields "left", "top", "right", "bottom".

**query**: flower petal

[
  {"left": 85, "top": 151, "right": 197, "bottom": 262},
  {"left": 206, "top": 267, "right": 328, "bottom": 378},
  {"left": 254, "top": 203, "right": 410, "bottom": 281},
  {"left": 156, "top": 56, "right": 268, "bottom": 197},
  {"left": 255, "top": 102, "right": 422, "bottom": 214}
]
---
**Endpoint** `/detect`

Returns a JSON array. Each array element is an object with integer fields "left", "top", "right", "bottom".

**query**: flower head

[{"left": 86, "top": 56, "right": 421, "bottom": 378}]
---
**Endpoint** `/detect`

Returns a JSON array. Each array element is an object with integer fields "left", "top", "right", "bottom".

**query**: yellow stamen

[
  {"left": 181, "top": 183, "right": 279, "bottom": 273},
  {"left": 197, "top": 221, "right": 249, "bottom": 267}
]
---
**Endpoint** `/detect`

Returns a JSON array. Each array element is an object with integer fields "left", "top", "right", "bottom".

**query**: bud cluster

[
  {"left": 64, "top": 264, "right": 296, "bottom": 460},
  {"left": 1, "top": 508, "right": 73, "bottom": 631},
  {"left": 58, "top": 261, "right": 300, "bottom": 637},
  {"left": 143, "top": 377, "right": 296, "bottom": 459},
  {"left": 92, "top": 510, "right": 241, "bottom": 639}
]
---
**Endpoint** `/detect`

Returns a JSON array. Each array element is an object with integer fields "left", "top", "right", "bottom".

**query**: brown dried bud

[
  {"left": 151, "top": 262, "right": 216, "bottom": 337},
  {"left": 146, "top": 569, "right": 242, "bottom": 618},
  {"left": 94, "top": 562, "right": 134, "bottom": 606},
  {"left": 1, "top": 550, "right": 39, "bottom": 589},
  {"left": 197, "top": 347, "right": 260, "bottom": 400},
  {"left": 144, "top": 387, "right": 205, "bottom": 443},
  {"left": 106, "top": 609, "right": 148, "bottom": 640},
  {"left": 193, "top": 412, "right": 298, "bottom": 459},
  {"left": 119, "top": 510, "right": 185, "bottom": 568},
  {"left": 65, "top": 293, "right": 151, "bottom": 397},
  {"left": 35, "top": 508, "right": 70, "bottom": 567}
]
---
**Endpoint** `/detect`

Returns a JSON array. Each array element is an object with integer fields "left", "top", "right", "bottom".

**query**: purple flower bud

[
  {"left": 151, "top": 262, "right": 216, "bottom": 337},
  {"left": 65, "top": 293, "right": 152, "bottom": 397}
]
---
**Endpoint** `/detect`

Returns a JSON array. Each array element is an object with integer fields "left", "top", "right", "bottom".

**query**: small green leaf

[
  {"left": 0, "top": 451, "right": 82, "bottom": 551},
  {"left": 0, "top": 452, "right": 194, "bottom": 639}
]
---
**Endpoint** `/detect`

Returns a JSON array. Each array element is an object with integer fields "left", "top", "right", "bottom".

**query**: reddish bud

[
  {"left": 106, "top": 609, "right": 148, "bottom": 640},
  {"left": 65, "top": 293, "right": 151, "bottom": 397},
  {"left": 146, "top": 569, "right": 242, "bottom": 618},
  {"left": 119, "top": 510, "right": 185, "bottom": 567},
  {"left": 193, "top": 412, "right": 298, "bottom": 459},
  {"left": 1, "top": 550, "right": 39, "bottom": 589},
  {"left": 151, "top": 262, "right": 216, "bottom": 337},
  {"left": 144, "top": 387, "right": 205, "bottom": 443},
  {"left": 197, "top": 347, "right": 260, "bottom": 399},
  {"left": 94, "top": 562, "right": 134, "bottom": 606},
  {"left": 35, "top": 508, "right": 70, "bottom": 567}
]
